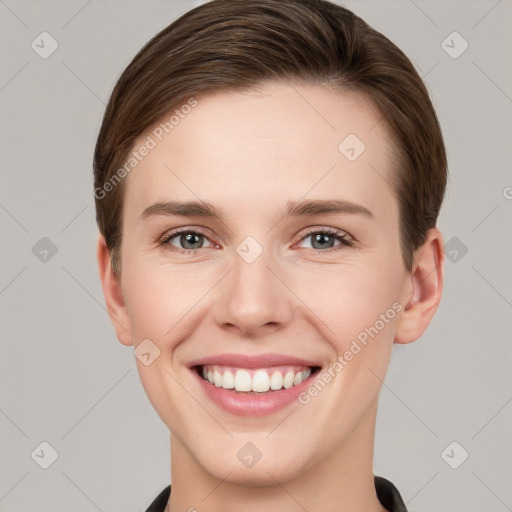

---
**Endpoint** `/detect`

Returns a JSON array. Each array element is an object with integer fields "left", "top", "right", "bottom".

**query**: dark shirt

[{"left": 144, "top": 475, "right": 408, "bottom": 511}]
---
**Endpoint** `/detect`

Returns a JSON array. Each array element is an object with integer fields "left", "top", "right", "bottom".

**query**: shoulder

[
  {"left": 144, "top": 478, "right": 408, "bottom": 512},
  {"left": 144, "top": 484, "right": 170, "bottom": 512},
  {"left": 375, "top": 475, "right": 409, "bottom": 512}
]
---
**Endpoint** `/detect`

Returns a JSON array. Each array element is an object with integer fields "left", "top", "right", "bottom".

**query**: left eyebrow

[
  {"left": 284, "top": 199, "right": 374, "bottom": 219},
  {"left": 137, "top": 198, "right": 374, "bottom": 223}
]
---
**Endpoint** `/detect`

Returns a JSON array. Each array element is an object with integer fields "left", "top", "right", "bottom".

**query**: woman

[{"left": 94, "top": 1, "right": 446, "bottom": 510}]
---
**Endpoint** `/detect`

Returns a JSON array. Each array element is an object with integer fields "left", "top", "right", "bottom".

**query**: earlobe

[
  {"left": 96, "top": 233, "right": 133, "bottom": 346},
  {"left": 394, "top": 228, "right": 444, "bottom": 344}
]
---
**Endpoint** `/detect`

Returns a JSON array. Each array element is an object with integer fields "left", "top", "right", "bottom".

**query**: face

[{"left": 106, "top": 82, "right": 418, "bottom": 485}]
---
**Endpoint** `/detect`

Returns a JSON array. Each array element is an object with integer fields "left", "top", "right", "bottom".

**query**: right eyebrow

[{"left": 138, "top": 200, "right": 223, "bottom": 223}]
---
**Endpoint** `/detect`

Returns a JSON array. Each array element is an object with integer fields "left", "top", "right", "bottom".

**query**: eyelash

[{"left": 157, "top": 227, "right": 355, "bottom": 256}]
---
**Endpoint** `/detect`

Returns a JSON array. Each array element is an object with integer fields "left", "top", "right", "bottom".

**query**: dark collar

[{"left": 145, "top": 475, "right": 408, "bottom": 512}]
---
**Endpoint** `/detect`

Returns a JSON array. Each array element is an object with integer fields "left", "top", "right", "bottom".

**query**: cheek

[
  {"left": 291, "top": 261, "right": 403, "bottom": 351},
  {"left": 122, "top": 259, "right": 219, "bottom": 345}
]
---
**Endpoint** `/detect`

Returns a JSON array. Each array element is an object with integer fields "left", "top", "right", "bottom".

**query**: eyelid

[
  {"left": 158, "top": 225, "right": 355, "bottom": 254},
  {"left": 292, "top": 226, "right": 355, "bottom": 252},
  {"left": 296, "top": 226, "right": 354, "bottom": 242},
  {"left": 157, "top": 226, "right": 216, "bottom": 249}
]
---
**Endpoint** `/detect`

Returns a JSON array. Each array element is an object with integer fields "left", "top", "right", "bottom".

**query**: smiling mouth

[{"left": 193, "top": 364, "right": 321, "bottom": 394}]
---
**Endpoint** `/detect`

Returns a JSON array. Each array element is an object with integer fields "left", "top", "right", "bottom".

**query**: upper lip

[{"left": 188, "top": 353, "right": 321, "bottom": 369}]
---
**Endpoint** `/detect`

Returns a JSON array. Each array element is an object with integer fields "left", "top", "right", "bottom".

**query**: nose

[{"left": 214, "top": 247, "right": 293, "bottom": 338}]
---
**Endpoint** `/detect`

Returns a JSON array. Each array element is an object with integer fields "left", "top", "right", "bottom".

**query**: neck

[{"left": 166, "top": 402, "right": 387, "bottom": 512}]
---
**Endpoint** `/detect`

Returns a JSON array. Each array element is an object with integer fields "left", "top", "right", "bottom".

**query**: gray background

[{"left": 1, "top": 0, "right": 511, "bottom": 510}]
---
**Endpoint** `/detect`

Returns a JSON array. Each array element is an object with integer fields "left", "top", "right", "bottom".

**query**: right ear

[{"left": 96, "top": 233, "right": 133, "bottom": 346}]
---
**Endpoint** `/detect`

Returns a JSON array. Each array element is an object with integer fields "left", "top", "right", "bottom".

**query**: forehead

[{"left": 123, "top": 82, "right": 397, "bottom": 225}]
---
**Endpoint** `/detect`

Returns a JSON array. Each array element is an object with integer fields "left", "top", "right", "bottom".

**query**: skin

[{"left": 97, "top": 81, "right": 444, "bottom": 512}]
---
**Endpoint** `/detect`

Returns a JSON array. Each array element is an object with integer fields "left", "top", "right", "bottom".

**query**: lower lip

[{"left": 191, "top": 367, "right": 318, "bottom": 416}]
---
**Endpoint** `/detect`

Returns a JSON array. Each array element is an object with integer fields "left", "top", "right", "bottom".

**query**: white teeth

[
  {"left": 234, "top": 369, "right": 252, "bottom": 392},
  {"left": 283, "top": 370, "right": 295, "bottom": 389},
  {"left": 270, "top": 371, "right": 283, "bottom": 390},
  {"left": 252, "top": 370, "right": 270, "bottom": 392},
  {"left": 200, "top": 365, "right": 314, "bottom": 392},
  {"left": 222, "top": 370, "right": 235, "bottom": 389}
]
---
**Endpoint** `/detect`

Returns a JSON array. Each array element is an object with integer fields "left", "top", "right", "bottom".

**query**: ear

[
  {"left": 394, "top": 228, "right": 444, "bottom": 344},
  {"left": 96, "top": 233, "right": 133, "bottom": 346}
]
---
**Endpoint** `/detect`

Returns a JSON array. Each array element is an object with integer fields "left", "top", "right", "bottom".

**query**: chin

[
  {"left": 189, "top": 433, "right": 319, "bottom": 488},
  {"left": 209, "top": 458, "right": 306, "bottom": 488}
]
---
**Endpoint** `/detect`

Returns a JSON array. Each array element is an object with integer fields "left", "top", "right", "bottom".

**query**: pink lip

[
  {"left": 187, "top": 353, "right": 321, "bottom": 416},
  {"left": 187, "top": 352, "right": 320, "bottom": 369}
]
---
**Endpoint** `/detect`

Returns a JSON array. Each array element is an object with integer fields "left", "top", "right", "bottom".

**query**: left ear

[{"left": 394, "top": 227, "right": 444, "bottom": 344}]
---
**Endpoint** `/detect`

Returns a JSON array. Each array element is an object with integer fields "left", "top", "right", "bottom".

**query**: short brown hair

[{"left": 93, "top": 0, "right": 447, "bottom": 275}]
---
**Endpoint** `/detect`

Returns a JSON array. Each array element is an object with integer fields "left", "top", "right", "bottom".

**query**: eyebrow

[{"left": 138, "top": 198, "right": 374, "bottom": 223}]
